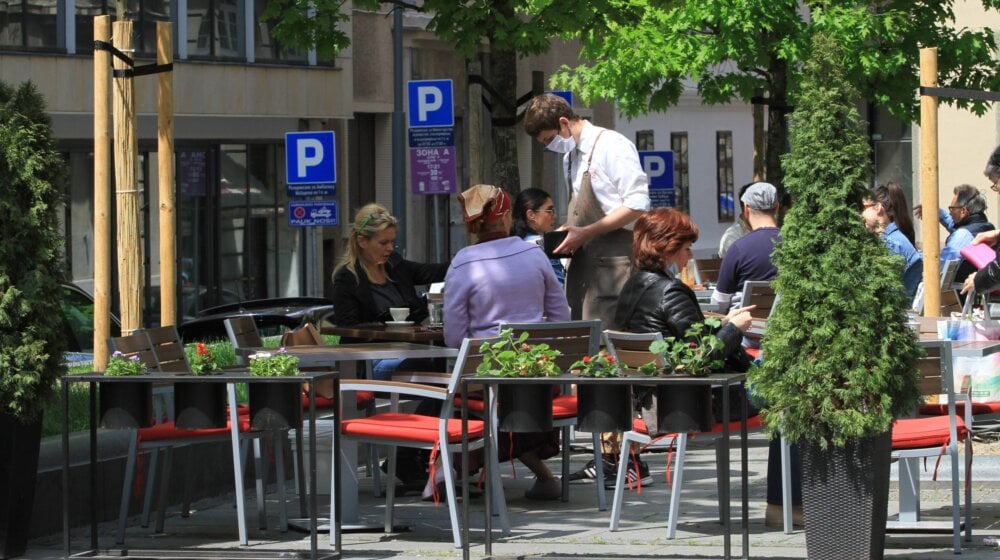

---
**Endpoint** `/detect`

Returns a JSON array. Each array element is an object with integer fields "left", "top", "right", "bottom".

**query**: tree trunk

[
  {"left": 766, "top": 58, "right": 789, "bottom": 189},
  {"left": 488, "top": 44, "right": 521, "bottom": 195}
]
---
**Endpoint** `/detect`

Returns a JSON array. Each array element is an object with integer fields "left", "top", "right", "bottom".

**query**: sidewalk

[{"left": 22, "top": 430, "right": 1000, "bottom": 559}]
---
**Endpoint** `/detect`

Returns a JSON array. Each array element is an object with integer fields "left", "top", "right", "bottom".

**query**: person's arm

[
  {"left": 938, "top": 208, "right": 956, "bottom": 233},
  {"left": 539, "top": 253, "right": 571, "bottom": 321},
  {"left": 711, "top": 250, "right": 740, "bottom": 313},
  {"left": 331, "top": 269, "right": 363, "bottom": 326},
  {"left": 941, "top": 229, "right": 972, "bottom": 262},
  {"left": 710, "top": 289, "right": 735, "bottom": 314},
  {"left": 555, "top": 207, "right": 644, "bottom": 254},
  {"left": 389, "top": 252, "right": 449, "bottom": 285},
  {"left": 443, "top": 265, "right": 471, "bottom": 348}
]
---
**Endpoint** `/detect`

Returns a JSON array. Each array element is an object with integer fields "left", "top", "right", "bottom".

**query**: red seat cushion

[
  {"left": 138, "top": 416, "right": 251, "bottom": 442},
  {"left": 453, "top": 397, "right": 486, "bottom": 414},
  {"left": 744, "top": 347, "right": 761, "bottom": 360},
  {"left": 630, "top": 414, "right": 762, "bottom": 437},
  {"left": 342, "top": 412, "right": 484, "bottom": 443},
  {"left": 552, "top": 394, "right": 577, "bottom": 418},
  {"left": 892, "top": 415, "right": 968, "bottom": 450},
  {"left": 918, "top": 401, "right": 1000, "bottom": 416},
  {"left": 300, "top": 391, "right": 375, "bottom": 410}
]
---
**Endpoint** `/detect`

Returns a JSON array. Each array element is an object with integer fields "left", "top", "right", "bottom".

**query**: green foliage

[
  {"left": 187, "top": 342, "right": 221, "bottom": 375},
  {"left": 248, "top": 348, "right": 301, "bottom": 377},
  {"left": 642, "top": 319, "right": 725, "bottom": 377},
  {"left": 568, "top": 349, "right": 621, "bottom": 378},
  {"left": 259, "top": 0, "right": 353, "bottom": 61},
  {"left": 104, "top": 351, "right": 148, "bottom": 376},
  {"left": 0, "top": 80, "right": 67, "bottom": 422},
  {"left": 476, "top": 328, "right": 561, "bottom": 378},
  {"left": 749, "top": 33, "right": 921, "bottom": 449},
  {"left": 550, "top": 1, "right": 1000, "bottom": 182}
]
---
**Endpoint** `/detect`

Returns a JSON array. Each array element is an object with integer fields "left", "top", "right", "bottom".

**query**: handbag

[{"left": 959, "top": 243, "right": 997, "bottom": 270}]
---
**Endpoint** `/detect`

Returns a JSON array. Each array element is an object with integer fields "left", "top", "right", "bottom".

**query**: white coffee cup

[{"left": 389, "top": 307, "right": 409, "bottom": 322}]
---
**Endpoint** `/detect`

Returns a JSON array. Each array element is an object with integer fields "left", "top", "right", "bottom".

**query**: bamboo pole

[
  {"left": 920, "top": 47, "right": 941, "bottom": 316},
  {"left": 752, "top": 92, "right": 765, "bottom": 181},
  {"left": 113, "top": 20, "right": 143, "bottom": 334},
  {"left": 93, "top": 15, "right": 112, "bottom": 370},
  {"left": 157, "top": 21, "right": 176, "bottom": 326}
]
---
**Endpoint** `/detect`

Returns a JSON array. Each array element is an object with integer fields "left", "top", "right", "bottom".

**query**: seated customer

[
  {"left": 914, "top": 184, "right": 994, "bottom": 281},
  {"left": 443, "top": 184, "right": 571, "bottom": 500},
  {"left": 862, "top": 182, "right": 923, "bottom": 301}
]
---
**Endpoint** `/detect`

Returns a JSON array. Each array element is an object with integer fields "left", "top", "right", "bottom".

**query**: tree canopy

[{"left": 550, "top": 1, "right": 1000, "bottom": 185}]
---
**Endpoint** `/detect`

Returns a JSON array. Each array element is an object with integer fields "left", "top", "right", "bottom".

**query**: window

[
  {"left": 75, "top": 0, "right": 171, "bottom": 55},
  {"left": 253, "top": 0, "right": 306, "bottom": 62},
  {"left": 635, "top": 130, "right": 654, "bottom": 151},
  {"left": 0, "top": 0, "right": 59, "bottom": 50},
  {"left": 671, "top": 132, "right": 689, "bottom": 214},
  {"left": 716, "top": 131, "right": 735, "bottom": 221},
  {"left": 188, "top": 0, "right": 243, "bottom": 59}
]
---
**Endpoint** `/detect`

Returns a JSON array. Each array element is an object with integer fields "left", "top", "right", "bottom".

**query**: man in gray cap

[{"left": 710, "top": 181, "right": 782, "bottom": 312}]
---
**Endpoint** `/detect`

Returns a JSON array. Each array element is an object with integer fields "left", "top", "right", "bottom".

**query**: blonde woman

[{"left": 332, "top": 203, "right": 448, "bottom": 327}]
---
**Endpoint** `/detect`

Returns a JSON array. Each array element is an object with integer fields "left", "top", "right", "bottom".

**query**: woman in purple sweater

[{"left": 442, "top": 184, "right": 570, "bottom": 500}]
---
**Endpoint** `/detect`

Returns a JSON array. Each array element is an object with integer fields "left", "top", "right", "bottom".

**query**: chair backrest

[
  {"left": 280, "top": 323, "right": 325, "bottom": 347},
  {"left": 224, "top": 316, "right": 262, "bottom": 364},
  {"left": 915, "top": 339, "right": 955, "bottom": 399},
  {"left": 497, "top": 319, "right": 601, "bottom": 371},
  {"left": 108, "top": 331, "right": 159, "bottom": 371},
  {"left": 602, "top": 330, "right": 665, "bottom": 370},
  {"left": 740, "top": 280, "right": 777, "bottom": 319},
  {"left": 941, "top": 259, "right": 961, "bottom": 288},
  {"left": 694, "top": 257, "right": 723, "bottom": 285},
  {"left": 146, "top": 325, "right": 191, "bottom": 373}
]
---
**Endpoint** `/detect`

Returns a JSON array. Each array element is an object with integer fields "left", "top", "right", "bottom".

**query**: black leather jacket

[
  {"left": 614, "top": 268, "right": 750, "bottom": 372},
  {"left": 332, "top": 252, "right": 448, "bottom": 326}
]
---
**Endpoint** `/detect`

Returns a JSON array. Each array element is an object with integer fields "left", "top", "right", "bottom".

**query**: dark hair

[
  {"left": 954, "top": 184, "right": 987, "bottom": 215},
  {"left": 523, "top": 93, "right": 580, "bottom": 137},
  {"left": 511, "top": 188, "right": 552, "bottom": 238},
  {"left": 870, "top": 181, "right": 916, "bottom": 244},
  {"left": 632, "top": 208, "right": 699, "bottom": 271},
  {"left": 736, "top": 182, "right": 755, "bottom": 213},
  {"left": 984, "top": 144, "right": 1000, "bottom": 182}
]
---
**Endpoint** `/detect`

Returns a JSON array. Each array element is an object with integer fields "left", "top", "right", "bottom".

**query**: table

[
  {"left": 459, "top": 373, "right": 750, "bottom": 560},
  {"left": 61, "top": 370, "right": 340, "bottom": 560},
  {"left": 323, "top": 323, "right": 444, "bottom": 343},
  {"left": 236, "top": 342, "right": 459, "bottom": 530}
]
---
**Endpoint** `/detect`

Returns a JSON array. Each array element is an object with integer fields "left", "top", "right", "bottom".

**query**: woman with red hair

[{"left": 615, "top": 208, "right": 755, "bottom": 373}]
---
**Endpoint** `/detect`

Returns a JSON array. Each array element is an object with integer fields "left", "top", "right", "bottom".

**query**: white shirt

[{"left": 564, "top": 121, "right": 651, "bottom": 227}]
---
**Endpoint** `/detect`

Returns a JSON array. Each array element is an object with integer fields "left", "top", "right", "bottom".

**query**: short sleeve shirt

[{"left": 716, "top": 227, "right": 781, "bottom": 297}]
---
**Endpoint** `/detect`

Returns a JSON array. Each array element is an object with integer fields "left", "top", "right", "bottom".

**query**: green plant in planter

[
  {"left": 477, "top": 328, "right": 561, "bottom": 377},
  {"left": 104, "top": 351, "right": 148, "bottom": 377},
  {"left": 638, "top": 319, "right": 724, "bottom": 377},
  {"left": 749, "top": 33, "right": 921, "bottom": 450},
  {"left": 569, "top": 349, "right": 621, "bottom": 378},
  {"left": 248, "top": 348, "right": 300, "bottom": 377},
  {"left": 187, "top": 342, "right": 221, "bottom": 375}
]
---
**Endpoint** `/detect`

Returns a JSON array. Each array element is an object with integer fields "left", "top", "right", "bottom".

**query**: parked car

[
  {"left": 177, "top": 297, "right": 335, "bottom": 342},
  {"left": 59, "top": 283, "right": 121, "bottom": 363}
]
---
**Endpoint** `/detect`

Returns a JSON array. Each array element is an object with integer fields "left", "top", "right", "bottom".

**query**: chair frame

[
  {"left": 336, "top": 336, "right": 508, "bottom": 548},
  {"left": 497, "top": 320, "right": 605, "bottom": 508}
]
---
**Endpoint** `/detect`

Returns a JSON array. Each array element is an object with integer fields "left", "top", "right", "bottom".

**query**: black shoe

[
  {"left": 606, "top": 456, "right": 652, "bottom": 488},
  {"left": 380, "top": 457, "right": 428, "bottom": 485},
  {"left": 568, "top": 454, "right": 616, "bottom": 483}
]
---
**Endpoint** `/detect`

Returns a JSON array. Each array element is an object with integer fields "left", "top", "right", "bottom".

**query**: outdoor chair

[
  {"left": 911, "top": 258, "right": 962, "bottom": 316},
  {"left": 225, "top": 316, "right": 264, "bottom": 365},
  {"left": 496, "top": 320, "right": 605, "bottom": 508},
  {"left": 602, "top": 330, "right": 778, "bottom": 537},
  {"left": 693, "top": 257, "right": 723, "bottom": 286},
  {"left": 740, "top": 280, "right": 778, "bottom": 319},
  {"left": 886, "top": 339, "right": 972, "bottom": 553},
  {"left": 111, "top": 329, "right": 283, "bottom": 545},
  {"left": 336, "top": 336, "right": 508, "bottom": 548}
]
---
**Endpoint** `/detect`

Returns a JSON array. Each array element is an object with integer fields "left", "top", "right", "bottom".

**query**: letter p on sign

[
  {"left": 285, "top": 131, "right": 336, "bottom": 185},
  {"left": 408, "top": 79, "right": 454, "bottom": 128}
]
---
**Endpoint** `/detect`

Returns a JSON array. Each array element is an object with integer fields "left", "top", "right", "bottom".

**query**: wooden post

[
  {"left": 920, "top": 47, "right": 941, "bottom": 316},
  {"left": 93, "top": 15, "right": 112, "bottom": 370},
  {"left": 113, "top": 20, "right": 143, "bottom": 334},
  {"left": 752, "top": 91, "right": 765, "bottom": 181},
  {"left": 157, "top": 22, "right": 176, "bottom": 326}
]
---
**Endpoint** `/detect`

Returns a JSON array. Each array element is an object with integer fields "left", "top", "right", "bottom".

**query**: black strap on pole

[
  {"left": 469, "top": 74, "right": 545, "bottom": 126},
  {"left": 919, "top": 86, "right": 1000, "bottom": 103},
  {"left": 94, "top": 40, "right": 173, "bottom": 78}
]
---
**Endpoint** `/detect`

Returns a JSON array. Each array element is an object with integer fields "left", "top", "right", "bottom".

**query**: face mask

[{"left": 545, "top": 127, "right": 576, "bottom": 154}]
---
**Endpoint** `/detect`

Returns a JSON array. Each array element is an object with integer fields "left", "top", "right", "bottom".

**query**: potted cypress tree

[
  {"left": 0, "top": 80, "right": 68, "bottom": 559},
  {"left": 750, "top": 33, "right": 921, "bottom": 560}
]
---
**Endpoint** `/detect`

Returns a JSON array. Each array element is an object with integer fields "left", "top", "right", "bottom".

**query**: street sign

[
  {"left": 288, "top": 200, "right": 339, "bottom": 227},
  {"left": 548, "top": 90, "right": 573, "bottom": 107},
  {"left": 285, "top": 131, "right": 336, "bottom": 186},
  {"left": 408, "top": 126, "right": 455, "bottom": 147},
  {"left": 409, "top": 146, "right": 457, "bottom": 195},
  {"left": 287, "top": 184, "right": 336, "bottom": 197},
  {"left": 639, "top": 150, "right": 675, "bottom": 208},
  {"left": 407, "top": 79, "right": 454, "bottom": 128}
]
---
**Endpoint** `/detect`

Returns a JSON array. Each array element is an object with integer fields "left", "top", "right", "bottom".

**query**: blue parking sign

[
  {"left": 408, "top": 79, "right": 454, "bottom": 128},
  {"left": 639, "top": 151, "right": 675, "bottom": 208},
  {"left": 286, "top": 131, "right": 336, "bottom": 185}
]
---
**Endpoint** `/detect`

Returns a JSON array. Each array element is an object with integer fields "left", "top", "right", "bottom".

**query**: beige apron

[{"left": 565, "top": 131, "right": 633, "bottom": 328}]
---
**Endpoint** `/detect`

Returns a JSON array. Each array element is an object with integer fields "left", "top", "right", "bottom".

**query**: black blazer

[{"left": 332, "top": 252, "right": 448, "bottom": 326}]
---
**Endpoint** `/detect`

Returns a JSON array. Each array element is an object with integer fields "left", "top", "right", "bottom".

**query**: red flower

[
  {"left": 689, "top": 341, "right": 698, "bottom": 348},
  {"left": 197, "top": 342, "right": 209, "bottom": 355},
  {"left": 583, "top": 355, "right": 592, "bottom": 364},
  {"left": 606, "top": 355, "right": 615, "bottom": 364}
]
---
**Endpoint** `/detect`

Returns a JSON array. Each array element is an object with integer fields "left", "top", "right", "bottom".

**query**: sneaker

[
  {"left": 605, "top": 456, "right": 652, "bottom": 489},
  {"left": 568, "top": 455, "right": 616, "bottom": 484}
]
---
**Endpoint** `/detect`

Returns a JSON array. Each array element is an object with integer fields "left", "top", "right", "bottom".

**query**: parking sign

[
  {"left": 288, "top": 200, "right": 339, "bottom": 227},
  {"left": 639, "top": 150, "right": 675, "bottom": 208},
  {"left": 285, "top": 131, "right": 336, "bottom": 185},
  {"left": 408, "top": 79, "right": 454, "bottom": 128}
]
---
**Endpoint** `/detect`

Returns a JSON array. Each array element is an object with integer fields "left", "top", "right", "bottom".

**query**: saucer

[{"left": 385, "top": 320, "right": 415, "bottom": 326}]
